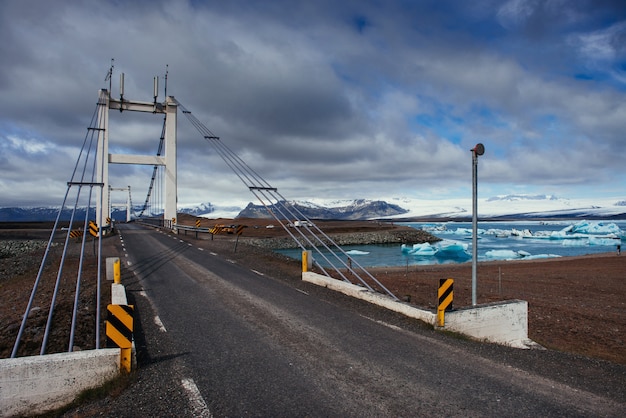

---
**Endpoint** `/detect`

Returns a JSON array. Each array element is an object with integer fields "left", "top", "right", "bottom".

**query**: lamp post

[{"left": 471, "top": 143, "right": 484, "bottom": 306}]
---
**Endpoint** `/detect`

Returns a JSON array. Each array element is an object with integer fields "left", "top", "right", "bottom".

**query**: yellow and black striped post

[
  {"left": 195, "top": 219, "right": 201, "bottom": 228},
  {"left": 106, "top": 304, "right": 134, "bottom": 373},
  {"left": 70, "top": 230, "right": 83, "bottom": 240},
  {"left": 437, "top": 278, "right": 454, "bottom": 327},
  {"left": 89, "top": 221, "right": 99, "bottom": 237}
]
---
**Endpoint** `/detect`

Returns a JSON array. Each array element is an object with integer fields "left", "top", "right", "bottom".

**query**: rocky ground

[
  {"left": 0, "top": 227, "right": 109, "bottom": 358},
  {"left": 1, "top": 218, "right": 624, "bottom": 367}
]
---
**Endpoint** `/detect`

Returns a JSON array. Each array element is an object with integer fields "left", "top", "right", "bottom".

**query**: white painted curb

[
  {"left": 0, "top": 348, "right": 120, "bottom": 417},
  {"left": 0, "top": 270, "right": 133, "bottom": 416},
  {"left": 302, "top": 271, "right": 536, "bottom": 348}
]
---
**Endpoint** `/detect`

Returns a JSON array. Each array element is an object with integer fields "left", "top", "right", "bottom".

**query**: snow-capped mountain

[
  {"left": 236, "top": 199, "right": 408, "bottom": 220},
  {"left": 1, "top": 195, "right": 625, "bottom": 222}
]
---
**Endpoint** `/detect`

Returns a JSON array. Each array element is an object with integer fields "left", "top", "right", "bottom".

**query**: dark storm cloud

[{"left": 0, "top": 0, "right": 624, "bottom": 207}]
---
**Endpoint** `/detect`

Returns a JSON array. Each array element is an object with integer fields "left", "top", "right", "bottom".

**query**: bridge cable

[
  {"left": 12, "top": 94, "right": 106, "bottom": 357},
  {"left": 175, "top": 100, "right": 398, "bottom": 300}
]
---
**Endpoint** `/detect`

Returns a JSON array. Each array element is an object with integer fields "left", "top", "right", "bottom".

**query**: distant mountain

[
  {"left": 236, "top": 199, "right": 408, "bottom": 220},
  {"left": 486, "top": 194, "right": 559, "bottom": 202},
  {"left": 0, "top": 207, "right": 143, "bottom": 222},
  {"left": 179, "top": 202, "right": 215, "bottom": 217},
  {"left": 1, "top": 194, "right": 625, "bottom": 222}
]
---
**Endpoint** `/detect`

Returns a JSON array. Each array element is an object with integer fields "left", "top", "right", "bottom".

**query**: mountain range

[{"left": 2, "top": 195, "right": 625, "bottom": 222}]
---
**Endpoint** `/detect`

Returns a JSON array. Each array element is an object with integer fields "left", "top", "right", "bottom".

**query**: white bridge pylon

[
  {"left": 109, "top": 185, "right": 132, "bottom": 223},
  {"left": 96, "top": 87, "right": 177, "bottom": 228}
]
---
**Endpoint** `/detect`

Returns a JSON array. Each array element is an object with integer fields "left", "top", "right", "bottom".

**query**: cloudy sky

[{"left": 1, "top": 0, "right": 625, "bottom": 209}]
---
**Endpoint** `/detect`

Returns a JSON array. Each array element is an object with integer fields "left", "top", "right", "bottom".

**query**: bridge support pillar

[{"left": 96, "top": 86, "right": 178, "bottom": 227}]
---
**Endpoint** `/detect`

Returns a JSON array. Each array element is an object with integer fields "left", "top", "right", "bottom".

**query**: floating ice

[
  {"left": 345, "top": 249, "right": 369, "bottom": 255},
  {"left": 571, "top": 220, "right": 622, "bottom": 235},
  {"left": 401, "top": 243, "right": 437, "bottom": 256},
  {"left": 484, "top": 249, "right": 560, "bottom": 260},
  {"left": 402, "top": 240, "right": 470, "bottom": 260}
]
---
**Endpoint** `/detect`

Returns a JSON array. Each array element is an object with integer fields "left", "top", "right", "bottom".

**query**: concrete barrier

[
  {"left": 106, "top": 256, "right": 120, "bottom": 281},
  {"left": 303, "top": 271, "right": 436, "bottom": 325},
  {"left": 0, "top": 262, "right": 132, "bottom": 416},
  {"left": 0, "top": 349, "right": 120, "bottom": 417},
  {"left": 302, "top": 271, "right": 536, "bottom": 349},
  {"left": 444, "top": 300, "right": 535, "bottom": 348}
]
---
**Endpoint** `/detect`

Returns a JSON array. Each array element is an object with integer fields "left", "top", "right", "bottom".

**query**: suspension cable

[
  {"left": 12, "top": 95, "right": 105, "bottom": 357},
  {"left": 175, "top": 100, "right": 398, "bottom": 300}
]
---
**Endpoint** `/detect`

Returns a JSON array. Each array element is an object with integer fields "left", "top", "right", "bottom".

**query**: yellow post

[
  {"left": 437, "top": 278, "right": 454, "bottom": 327},
  {"left": 302, "top": 251, "right": 308, "bottom": 272},
  {"left": 113, "top": 259, "right": 121, "bottom": 284},
  {"left": 120, "top": 347, "right": 131, "bottom": 373},
  {"left": 437, "top": 309, "right": 445, "bottom": 327}
]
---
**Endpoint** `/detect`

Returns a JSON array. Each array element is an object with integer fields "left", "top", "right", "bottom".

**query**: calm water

[{"left": 276, "top": 220, "right": 625, "bottom": 267}]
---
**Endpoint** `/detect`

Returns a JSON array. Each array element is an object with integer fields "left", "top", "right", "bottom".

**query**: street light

[{"left": 471, "top": 143, "right": 484, "bottom": 306}]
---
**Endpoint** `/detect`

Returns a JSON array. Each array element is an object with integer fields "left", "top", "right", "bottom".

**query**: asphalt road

[{"left": 67, "top": 223, "right": 626, "bottom": 417}]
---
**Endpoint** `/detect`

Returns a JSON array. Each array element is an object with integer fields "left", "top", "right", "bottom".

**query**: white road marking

[
  {"left": 197, "top": 248, "right": 204, "bottom": 251},
  {"left": 295, "top": 288, "right": 309, "bottom": 296},
  {"left": 181, "top": 378, "right": 212, "bottom": 417},
  {"left": 209, "top": 252, "right": 218, "bottom": 256},
  {"left": 154, "top": 315, "right": 167, "bottom": 333},
  {"left": 251, "top": 269, "right": 265, "bottom": 276},
  {"left": 360, "top": 315, "right": 402, "bottom": 331}
]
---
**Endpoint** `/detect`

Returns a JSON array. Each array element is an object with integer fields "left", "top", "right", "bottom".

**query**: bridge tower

[
  {"left": 109, "top": 185, "right": 132, "bottom": 223},
  {"left": 95, "top": 75, "right": 177, "bottom": 228}
]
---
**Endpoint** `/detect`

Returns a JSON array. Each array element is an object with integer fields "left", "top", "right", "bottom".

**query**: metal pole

[
  {"left": 471, "top": 143, "right": 484, "bottom": 306},
  {"left": 471, "top": 150, "right": 478, "bottom": 306}
]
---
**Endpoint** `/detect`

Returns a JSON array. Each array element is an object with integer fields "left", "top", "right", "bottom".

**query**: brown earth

[{"left": 1, "top": 218, "right": 625, "bottom": 366}]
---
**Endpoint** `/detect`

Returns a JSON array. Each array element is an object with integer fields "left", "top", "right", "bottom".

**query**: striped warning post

[
  {"left": 106, "top": 304, "right": 134, "bottom": 373},
  {"left": 195, "top": 219, "right": 201, "bottom": 228},
  {"left": 236, "top": 225, "right": 246, "bottom": 235},
  {"left": 89, "top": 221, "right": 99, "bottom": 237},
  {"left": 437, "top": 278, "right": 454, "bottom": 326},
  {"left": 69, "top": 230, "right": 83, "bottom": 239},
  {"left": 106, "top": 304, "right": 134, "bottom": 348}
]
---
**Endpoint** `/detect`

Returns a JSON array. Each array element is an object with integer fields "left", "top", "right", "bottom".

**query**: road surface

[{"left": 68, "top": 223, "right": 626, "bottom": 417}]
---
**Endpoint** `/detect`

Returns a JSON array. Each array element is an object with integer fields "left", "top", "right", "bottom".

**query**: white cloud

[{"left": 0, "top": 0, "right": 624, "bottom": 209}]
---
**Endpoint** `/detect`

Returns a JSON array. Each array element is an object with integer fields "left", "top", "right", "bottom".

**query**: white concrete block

[
  {"left": 302, "top": 272, "right": 533, "bottom": 348},
  {"left": 302, "top": 272, "right": 436, "bottom": 325},
  {"left": 111, "top": 283, "right": 128, "bottom": 305},
  {"left": 106, "top": 257, "right": 120, "bottom": 281},
  {"left": 0, "top": 349, "right": 120, "bottom": 417},
  {"left": 443, "top": 300, "right": 532, "bottom": 348}
]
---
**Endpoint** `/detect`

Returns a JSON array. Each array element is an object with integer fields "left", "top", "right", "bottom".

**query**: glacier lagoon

[{"left": 275, "top": 220, "right": 625, "bottom": 268}]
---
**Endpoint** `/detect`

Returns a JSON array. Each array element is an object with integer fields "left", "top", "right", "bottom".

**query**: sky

[{"left": 1, "top": 0, "right": 625, "bottom": 210}]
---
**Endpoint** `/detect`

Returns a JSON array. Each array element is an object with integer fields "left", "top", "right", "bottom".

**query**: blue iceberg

[{"left": 402, "top": 240, "right": 470, "bottom": 260}]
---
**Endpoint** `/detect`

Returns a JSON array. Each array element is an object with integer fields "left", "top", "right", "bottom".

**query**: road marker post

[
  {"left": 437, "top": 278, "right": 454, "bottom": 327},
  {"left": 106, "top": 304, "right": 134, "bottom": 373},
  {"left": 113, "top": 259, "right": 121, "bottom": 284}
]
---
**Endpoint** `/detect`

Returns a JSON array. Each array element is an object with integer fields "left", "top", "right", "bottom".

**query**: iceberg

[
  {"left": 402, "top": 240, "right": 470, "bottom": 260},
  {"left": 345, "top": 249, "right": 369, "bottom": 255},
  {"left": 486, "top": 249, "right": 524, "bottom": 259},
  {"left": 571, "top": 220, "right": 622, "bottom": 235},
  {"left": 401, "top": 243, "right": 437, "bottom": 256},
  {"left": 484, "top": 249, "right": 559, "bottom": 261}
]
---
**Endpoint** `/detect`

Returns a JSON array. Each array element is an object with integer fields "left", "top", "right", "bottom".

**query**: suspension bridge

[
  {"left": 4, "top": 68, "right": 622, "bottom": 418},
  {"left": 9, "top": 67, "right": 397, "bottom": 359}
]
